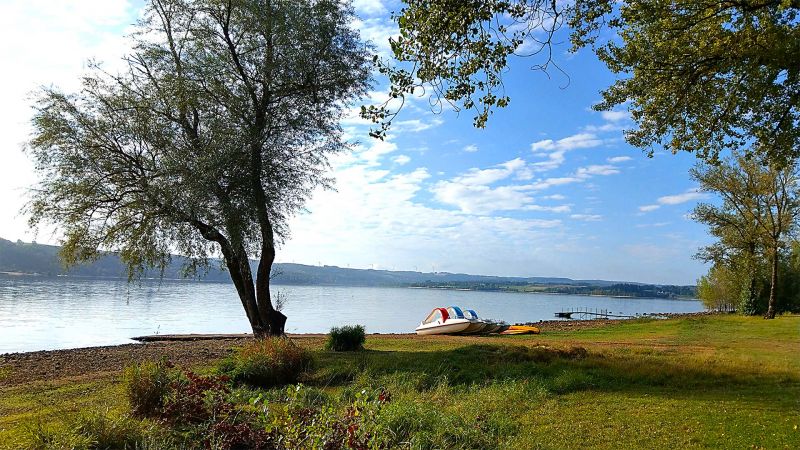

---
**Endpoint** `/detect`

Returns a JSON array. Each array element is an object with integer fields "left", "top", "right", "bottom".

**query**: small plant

[
  {"left": 326, "top": 325, "right": 366, "bottom": 352},
  {"left": 219, "top": 338, "right": 312, "bottom": 388},
  {"left": 18, "top": 421, "right": 92, "bottom": 450},
  {"left": 71, "top": 411, "right": 147, "bottom": 449},
  {"left": 274, "top": 384, "right": 391, "bottom": 449},
  {"left": 162, "top": 371, "right": 232, "bottom": 425},
  {"left": 123, "top": 359, "right": 175, "bottom": 418}
]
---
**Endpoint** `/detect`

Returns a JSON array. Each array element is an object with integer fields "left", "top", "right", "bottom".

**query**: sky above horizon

[{"left": 0, "top": 0, "right": 714, "bottom": 285}]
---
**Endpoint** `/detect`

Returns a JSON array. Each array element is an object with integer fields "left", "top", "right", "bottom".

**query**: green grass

[{"left": 1, "top": 315, "right": 799, "bottom": 449}]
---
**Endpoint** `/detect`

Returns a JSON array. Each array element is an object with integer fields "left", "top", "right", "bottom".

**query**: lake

[{"left": 0, "top": 275, "right": 704, "bottom": 354}]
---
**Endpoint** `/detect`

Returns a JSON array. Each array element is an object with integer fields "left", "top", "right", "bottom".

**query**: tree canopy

[
  {"left": 691, "top": 151, "right": 800, "bottom": 317},
  {"left": 575, "top": 0, "right": 800, "bottom": 162},
  {"left": 377, "top": 0, "right": 800, "bottom": 163},
  {"left": 27, "top": 0, "right": 372, "bottom": 335},
  {"left": 362, "top": 0, "right": 564, "bottom": 138}
]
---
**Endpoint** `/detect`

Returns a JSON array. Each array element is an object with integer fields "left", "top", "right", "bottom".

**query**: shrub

[
  {"left": 219, "top": 338, "right": 312, "bottom": 388},
  {"left": 123, "top": 359, "right": 175, "bottom": 418},
  {"left": 162, "top": 371, "right": 232, "bottom": 425},
  {"left": 71, "top": 411, "right": 147, "bottom": 449},
  {"left": 326, "top": 325, "right": 366, "bottom": 352}
]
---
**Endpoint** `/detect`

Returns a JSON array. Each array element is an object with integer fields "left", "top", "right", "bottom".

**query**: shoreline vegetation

[{"left": 2, "top": 313, "right": 798, "bottom": 448}]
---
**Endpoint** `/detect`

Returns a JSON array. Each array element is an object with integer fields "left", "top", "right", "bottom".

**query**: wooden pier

[{"left": 555, "top": 308, "right": 636, "bottom": 320}]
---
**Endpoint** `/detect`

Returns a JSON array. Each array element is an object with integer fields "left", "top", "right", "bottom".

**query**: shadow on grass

[{"left": 310, "top": 344, "right": 800, "bottom": 408}]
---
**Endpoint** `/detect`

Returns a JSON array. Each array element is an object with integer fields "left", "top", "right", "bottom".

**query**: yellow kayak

[{"left": 500, "top": 325, "right": 540, "bottom": 335}]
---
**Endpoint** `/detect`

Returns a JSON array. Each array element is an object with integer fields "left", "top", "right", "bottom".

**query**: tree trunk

[
  {"left": 225, "top": 249, "right": 269, "bottom": 337},
  {"left": 255, "top": 241, "right": 286, "bottom": 336},
  {"left": 766, "top": 246, "right": 778, "bottom": 319}
]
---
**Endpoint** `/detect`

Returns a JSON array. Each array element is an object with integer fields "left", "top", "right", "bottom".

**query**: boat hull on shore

[
  {"left": 415, "top": 319, "right": 472, "bottom": 335},
  {"left": 415, "top": 307, "right": 509, "bottom": 336}
]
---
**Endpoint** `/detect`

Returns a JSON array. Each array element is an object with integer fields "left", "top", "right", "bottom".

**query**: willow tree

[{"left": 26, "top": 0, "right": 372, "bottom": 336}]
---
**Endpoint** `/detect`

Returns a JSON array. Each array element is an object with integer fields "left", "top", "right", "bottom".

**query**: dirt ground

[{"left": 0, "top": 313, "right": 716, "bottom": 388}]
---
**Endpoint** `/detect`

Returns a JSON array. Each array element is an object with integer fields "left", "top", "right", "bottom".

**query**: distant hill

[{"left": 0, "top": 238, "right": 694, "bottom": 298}]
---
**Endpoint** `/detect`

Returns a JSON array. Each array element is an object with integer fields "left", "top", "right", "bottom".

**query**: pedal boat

[
  {"left": 415, "top": 307, "right": 472, "bottom": 335},
  {"left": 462, "top": 308, "right": 490, "bottom": 334}
]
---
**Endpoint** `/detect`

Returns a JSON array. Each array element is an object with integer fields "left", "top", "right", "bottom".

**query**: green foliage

[
  {"left": 26, "top": 0, "right": 373, "bottom": 335},
  {"left": 219, "top": 338, "right": 312, "bottom": 388},
  {"left": 697, "top": 265, "right": 740, "bottom": 312},
  {"left": 692, "top": 153, "right": 800, "bottom": 317},
  {"left": 123, "top": 359, "right": 176, "bottom": 418},
  {"left": 263, "top": 384, "right": 389, "bottom": 449},
  {"left": 6, "top": 317, "right": 800, "bottom": 449},
  {"left": 325, "top": 325, "right": 366, "bottom": 351},
  {"left": 17, "top": 421, "right": 93, "bottom": 450},
  {"left": 382, "top": 1, "right": 800, "bottom": 164},
  {"left": 572, "top": 0, "right": 800, "bottom": 162},
  {"left": 71, "top": 411, "right": 149, "bottom": 449},
  {"left": 364, "top": 0, "right": 564, "bottom": 137}
]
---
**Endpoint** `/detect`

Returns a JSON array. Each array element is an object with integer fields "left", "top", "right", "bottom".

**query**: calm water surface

[{"left": 0, "top": 275, "right": 704, "bottom": 354}]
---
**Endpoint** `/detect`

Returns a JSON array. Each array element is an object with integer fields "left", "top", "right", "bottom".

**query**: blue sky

[{"left": 0, "top": 0, "right": 713, "bottom": 284}]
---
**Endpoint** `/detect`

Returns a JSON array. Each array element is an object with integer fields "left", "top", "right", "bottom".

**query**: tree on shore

[
  {"left": 26, "top": 0, "right": 372, "bottom": 336},
  {"left": 692, "top": 152, "right": 800, "bottom": 318},
  {"left": 373, "top": 1, "right": 800, "bottom": 163}
]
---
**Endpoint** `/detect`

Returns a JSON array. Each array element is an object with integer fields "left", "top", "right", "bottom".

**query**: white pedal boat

[
  {"left": 415, "top": 307, "right": 471, "bottom": 335},
  {"left": 462, "top": 308, "right": 490, "bottom": 334}
]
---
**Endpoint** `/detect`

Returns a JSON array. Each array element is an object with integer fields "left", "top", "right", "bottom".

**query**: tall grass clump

[
  {"left": 71, "top": 411, "right": 148, "bottom": 449},
  {"left": 123, "top": 359, "right": 175, "bottom": 418},
  {"left": 219, "top": 338, "right": 312, "bottom": 388},
  {"left": 326, "top": 324, "right": 366, "bottom": 351}
]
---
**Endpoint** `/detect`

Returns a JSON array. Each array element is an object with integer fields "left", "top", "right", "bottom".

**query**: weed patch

[{"left": 219, "top": 338, "right": 312, "bottom": 388}]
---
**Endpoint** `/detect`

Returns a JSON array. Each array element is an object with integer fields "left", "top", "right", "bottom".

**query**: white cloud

[
  {"left": 526, "top": 205, "right": 572, "bottom": 213},
  {"left": 607, "top": 156, "right": 632, "bottom": 163},
  {"left": 350, "top": 16, "right": 398, "bottom": 57},
  {"left": 528, "top": 133, "right": 606, "bottom": 173},
  {"left": 543, "top": 194, "right": 566, "bottom": 200},
  {"left": 429, "top": 158, "right": 586, "bottom": 215},
  {"left": 0, "top": 0, "right": 136, "bottom": 243},
  {"left": 638, "top": 188, "right": 707, "bottom": 213},
  {"left": 529, "top": 176, "right": 584, "bottom": 191},
  {"left": 636, "top": 222, "right": 670, "bottom": 228},
  {"left": 571, "top": 214, "right": 603, "bottom": 221},
  {"left": 352, "top": 0, "right": 387, "bottom": 16},
  {"left": 601, "top": 110, "right": 629, "bottom": 122},
  {"left": 356, "top": 139, "right": 398, "bottom": 166},
  {"left": 575, "top": 164, "right": 620, "bottom": 177},
  {"left": 393, "top": 118, "right": 444, "bottom": 133},
  {"left": 432, "top": 182, "right": 535, "bottom": 215},
  {"left": 453, "top": 158, "right": 526, "bottom": 186},
  {"left": 463, "top": 144, "right": 479, "bottom": 153},
  {"left": 530, "top": 133, "right": 603, "bottom": 152},
  {"left": 392, "top": 155, "right": 411, "bottom": 165},
  {"left": 530, "top": 150, "right": 566, "bottom": 172},
  {"left": 658, "top": 189, "right": 706, "bottom": 205},
  {"left": 282, "top": 159, "right": 566, "bottom": 275}
]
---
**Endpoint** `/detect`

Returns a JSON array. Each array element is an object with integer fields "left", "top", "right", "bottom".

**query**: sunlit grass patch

[{"left": 1, "top": 315, "right": 799, "bottom": 449}]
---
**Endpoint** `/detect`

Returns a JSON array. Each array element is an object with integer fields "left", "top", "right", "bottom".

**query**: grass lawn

[{"left": 1, "top": 314, "right": 798, "bottom": 449}]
